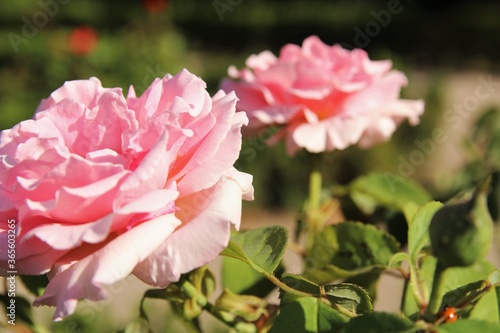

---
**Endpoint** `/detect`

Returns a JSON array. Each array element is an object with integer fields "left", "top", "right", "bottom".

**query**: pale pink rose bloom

[
  {"left": 221, "top": 35, "right": 424, "bottom": 155},
  {"left": 0, "top": 69, "right": 253, "bottom": 320}
]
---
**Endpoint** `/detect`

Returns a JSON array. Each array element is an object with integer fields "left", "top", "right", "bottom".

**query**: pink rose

[
  {"left": 0, "top": 69, "right": 253, "bottom": 320},
  {"left": 221, "top": 35, "right": 424, "bottom": 155}
]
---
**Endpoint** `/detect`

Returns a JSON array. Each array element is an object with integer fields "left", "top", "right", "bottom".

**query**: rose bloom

[
  {"left": 221, "top": 35, "right": 424, "bottom": 155},
  {"left": 0, "top": 69, "right": 253, "bottom": 320}
]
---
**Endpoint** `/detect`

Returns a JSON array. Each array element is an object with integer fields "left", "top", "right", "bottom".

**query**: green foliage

[
  {"left": 340, "top": 312, "right": 416, "bottom": 333},
  {"left": 0, "top": 295, "right": 34, "bottom": 325},
  {"left": 270, "top": 297, "right": 349, "bottom": 333},
  {"left": 429, "top": 183, "right": 494, "bottom": 268},
  {"left": 402, "top": 256, "right": 499, "bottom": 322},
  {"left": 3, "top": 3, "right": 500, "bottom": 331},
  {"left": 280, "top": 274, "right": 322, "bottom": 304},
  {"left": 304, "top": 222, "right": 400, "bottom": 284},
  {"left": 222, "top": 256, "right": 283, "bottom": 297},
  {"left": 436, "top": 320, "right": 500, "bottom": 333},
  {"left": 407, "top": 201, "right": 443, "bottom": 261},
  {"left": 440, "top": 271, "right": 499, "bottom": 321},
  {"left": 280, "top": 274, "right": 373, "bottom": 316},
  {"left": 142, "top": 266, "right": 216, "bottom": 323},
  {"left": 394, "top": 201, "right": 444, "bottom": 309},
  {"left": 345, "top": 172, "right": 432, "bottom": 215},
  {"left": 324, "top": 284, "right": 373, "bottom": 315},
  {"left": 221, "top": 226, "right": 288, "bottom": 275}
]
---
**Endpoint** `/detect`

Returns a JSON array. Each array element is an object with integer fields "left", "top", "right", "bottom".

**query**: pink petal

[
  {"left": 133, "top": 176, "right": 246, "bottom": 286},
  {"left": 23, "top": 188, "right": 178, "bottom": 250},
  {"left": 174, "top": 93, "right": 248, "bottom": 195},
  {"left": 34, "top": 100, "right": 88, "bottom": 154},
  {"left": 220, "top": 79, "right": 277, "bottom": 113},
  {"left": 293, "top": 122, "right": 328, "bottom": 153},
  {"left": 34, "top": 214, "right": 181, "bottom": 320},
  {"left": 246, "top": 50, "right": 277, "bottom": 71},
  {"left": 117, "top": 129, "right": 180, "bottom": 207},
  {"left": 85, "top": 90, "right": 138, "bottom": 153},
  {"left": 36, "top": 77, "right": 119, "bottom": 113}
]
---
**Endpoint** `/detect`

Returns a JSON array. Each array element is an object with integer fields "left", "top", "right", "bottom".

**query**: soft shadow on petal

[
  {"left": 133, "top": 177, "right": 245, "bottom": 287},
  {"left": 34, "top": 214, "right": 180, "bottom": 320}
]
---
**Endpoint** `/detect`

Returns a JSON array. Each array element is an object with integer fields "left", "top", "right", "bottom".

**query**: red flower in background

[
  {"left": 142, "top": 0, "right": 169, "bottom": 13},
  {"left": 69, "top": 26, "right": 98, "bottom": 56}
]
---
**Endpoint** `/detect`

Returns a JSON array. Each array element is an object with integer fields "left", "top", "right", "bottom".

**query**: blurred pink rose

[
  {"left": 221, "top": 35, "right": 424, "bottom": 155},
  {"left": 0, "top": 69, "right": 253, "bottom": 320}
]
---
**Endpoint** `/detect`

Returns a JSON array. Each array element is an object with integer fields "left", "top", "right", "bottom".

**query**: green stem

[
  {"left": 400, "top": 275, "right": 410, "bottom": 314},
  {"left": 425, "top": 262, "right": 446, "bottom": 318},
  {"left": 267, "top": 272, "right": 356, "bottom": 318},
  {"left": 306, "top": 153, "right": 323, "bottom": 251},
  {"left": 179, "top": 279, "right": 256, "bottom": 333},
  {"left": 263, "top": 272, "right": 311, "bottom": 298}
]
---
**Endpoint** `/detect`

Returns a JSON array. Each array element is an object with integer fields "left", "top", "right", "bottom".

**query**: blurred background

[
  {"left": 1, "top": 0, "right": 500, "bottom": 207},
  {"left": 1, "top": 0, "right": 500, "bottom": 332}
]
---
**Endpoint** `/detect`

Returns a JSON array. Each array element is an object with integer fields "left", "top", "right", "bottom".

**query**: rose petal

[
  {"left": 133, "top": 175, "right": 246, "bottom": 286},
  {"left": 34, "top": 214, "right": 181, "bottom": 320}
]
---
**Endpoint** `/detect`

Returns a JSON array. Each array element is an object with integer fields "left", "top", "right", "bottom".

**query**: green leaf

[
  {"left": 429, "top": 183, "right": 494, "bottom": 268},
  {"left": 487, "top": 132, "right": 500, "bottom": 166},
  {"left": 269, "top": 297, "right": 349, "bottom": 333},
  {"left": 325, "top": 283, "right": 373, "bottom": 314},
  {"left": 440, "top": 271, "right": 498, "bottom": 313},
  {"left": 473, "top": 107, "right": 500, "bottom": 140},
  {"left": 343, "top": 272, "right": 382, "bottom": 302},
  {"left": 221, "top": 226, "right": 288, "bottom": 274},
  {"left": 222, "top": 256, "right": 263, "bottom": 293},
  {"left": 280, "top": 274, "right": 321, "bottom": 305},
  {"left": 348, "top": 172, "right": 432, "bottom": 214},
  {"left": 437, "top": 319, "right": 500, "bottom": 333},
  {"left": 304, "top": 222, "right": 399, "bottom": 284},
  {"left": 489, "top": 271, "right": 499, "bottom": 285},
  {"left": 20, "top": 274, "right": 49, "bottom": 297},
  {"left": 403, "top": 201, "right": 444, "bottom": 309},
  {"left": 389, "top": 252, "right": 411, "bottom": 269},
  {"left": 222, "top": 256, "right": 282, "bottom": 297},
  {"left": 402, "top": 256, "right": 498, "bottom": 322},
  {"left": 340, "top": 312, "right": 416, "bottom": 333},
  {"left": 280, "top": 274, "right": 372, "bottom": 316},
  {"left": 408, "top": 201, "right": 443, "bottom": 261}
]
